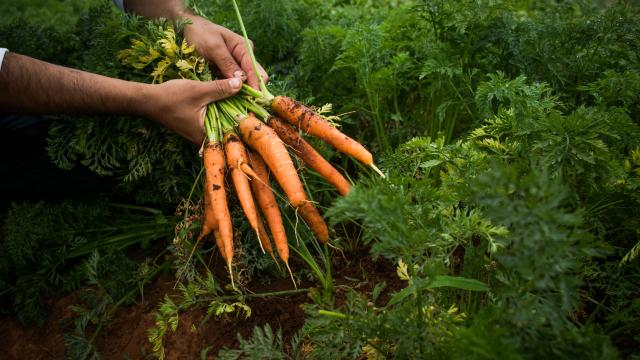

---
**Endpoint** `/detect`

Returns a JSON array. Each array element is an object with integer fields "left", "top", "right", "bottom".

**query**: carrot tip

[
  {"left": 255, "top": 229, "right": 266, "bottom": 254},
  {"left": 239, "top": 163, "right": 259, "bottom": 180},
  {"left": 285, "top": 261, "right": 297, "bottom": 290},
  {"left": 227, "top": 261, "right": 236, "bottom": 290},
  {"left": 370, "top": 163, "right": 385, "bottom": 178},
  {"left": 271, "top": 254, "right": 283, "bottom": 274}
]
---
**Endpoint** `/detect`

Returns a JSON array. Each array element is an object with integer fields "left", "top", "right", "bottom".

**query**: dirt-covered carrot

[
  {"left": 267, "top": 116, "right": 351, "bottom": 196},
  {"left": 239, "top": 115, "right": 330, "bottom": 243},
  {"left": 224, "top": 131, "right": 262, "bottom": 249},
  {"left": 271, "top": 96, "right": 373, "bottom": 166},
  {"left": 203, "top": 141, "right": 234, "bottom": 272}
]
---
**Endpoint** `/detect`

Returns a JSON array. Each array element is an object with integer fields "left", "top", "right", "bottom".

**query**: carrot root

[
  {"left": 271, "top": 96, "right": 373, "bottom": 166},
  {"left": 246, "top": 149, "right": 291, "bottom": 264},
  {"left": 203, "top": 141, "right": 234, "bottom": 271},
  {"left": 267, "top": 116, "right": 352, "bottom": 196},
  {"left": 370, "top": 163, "right": 385, "bottom": 178},
  {"left": 240, "top": 115, "right": 330, "bottom": 243},
  {"left": 285, "top": 261, "right": 297, "bottom": 290}
]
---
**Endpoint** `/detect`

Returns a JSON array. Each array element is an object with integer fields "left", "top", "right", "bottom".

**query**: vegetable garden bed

[{"left": 1, "top": 0, "right": 639, "bottom": 359}]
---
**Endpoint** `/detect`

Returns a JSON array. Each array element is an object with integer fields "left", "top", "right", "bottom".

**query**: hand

[
  {"left": 141, "top": 77, "right": 243, "bottom": 144},
  {"left": 182, "top": 14, "right": 269, "bottom": 90}
]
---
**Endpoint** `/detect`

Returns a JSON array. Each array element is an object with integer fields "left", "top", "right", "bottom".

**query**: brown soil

[{"left": 0, "top": 253, "right": 401, "bottom": 359}]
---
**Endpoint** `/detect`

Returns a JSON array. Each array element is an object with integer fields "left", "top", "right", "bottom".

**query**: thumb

[{"left": 200, "top": 78, "right": 243, "bottom": 103}]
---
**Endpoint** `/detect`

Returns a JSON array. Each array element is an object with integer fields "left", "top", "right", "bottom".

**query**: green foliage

[
  {"left": 148, "top": 296, "right": 180, "bottom": 360},
  {"left": 0, "top": 0, "right": 102, "bottom": 32},
  {"left": 146, "top": 270, "right": 255, "bottom": 359},
  {"left": 64, "top": 251, "right": 163, "bottom": 360},
  {"left": 217, "top": 324, "right": 300, "bottom": 360},
  {"left": 303, "top": 290, "right": 466, "bottom": 359},
  {"left": 0, "top": 200, "right": 174, "bottom": 325},
  {"left": 323, "top": 66, "right": 636, "bottom": 356},
  {"left": 5, "top": 0, "right": 640, "bottom": 357}
]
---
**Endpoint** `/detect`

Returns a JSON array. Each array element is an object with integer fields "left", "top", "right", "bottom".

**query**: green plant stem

[
  {"left": 110, "top": 203, "right": 162, "bottom": 214},
  {"left": 318, "top": 309, "right": 349, "bottom": 319},
  {"left": 183, "top": 167, "right": 205, "bottom": 220},
  {"left": 243, "top": 99, "right": 270, "bottom": 119},
  {"left": 230, "top": 0, "right": 272, "bottom": 100},
  {"left": 199, "top": 288, "right": 310, "bottom": 302},
  {"left": 241, "top": 84, "right": 263, "bottom": 98},
  {"left": 205, "top": 104, "right": 217, "bottom": 142}
]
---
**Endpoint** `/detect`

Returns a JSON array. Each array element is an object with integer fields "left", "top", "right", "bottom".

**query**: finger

[
  {"left": 243, "top": 61, "right": 269, "bottom": 90},
  {"left": 227, "top": 37, "right": 269, "bottom": 90},
  {"left": 200, "top": 78, "right": 243, "bottom": 103},
  {"left": 207, "top": 45, "right": 245, "bottom": 80}
]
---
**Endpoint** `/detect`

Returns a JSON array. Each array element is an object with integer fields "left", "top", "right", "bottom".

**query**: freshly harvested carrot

[
  {"left": 297, "top": 202, "right": 329, "bottom": 243},
  {"left": 224, "top": 132, "right": 261, "bottom": 242},
  {"left": 203, "top": 141, "right": 234, "bottom": 273},
  {"left": 240, "top": 115, "right": 304, "bottom": 207},
  {"left": 267, "top": 116, "right": 351, "bottom": 196},
  {"left": 271, "top": 96, "right": 373, "bottom": 166},
  {"left": 246, "top": 149, "right": 289, "bottom": 263},
  {"left": 247, "top": 150, "right": 293, "bottom": 284},
  {"left": 184, "top": 176, "right": 220, "bottom": 272},
  {"left": 239, "top": 115, "right": 329, "bottom": 243},
  {"left": 196, "top": 176, "right": 218, "bottom": 246}
]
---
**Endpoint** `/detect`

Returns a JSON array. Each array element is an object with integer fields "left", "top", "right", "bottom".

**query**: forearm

[
  {"left": 0, "top": 52, "right": 149, "bottom": 116},
  {"left": 124, "top": 0, "right": 189, "bottom": 19}
]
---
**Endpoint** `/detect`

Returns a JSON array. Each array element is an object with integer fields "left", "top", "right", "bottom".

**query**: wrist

[{"left": 134, "top": 83, "right": 156, "bottom": 118}]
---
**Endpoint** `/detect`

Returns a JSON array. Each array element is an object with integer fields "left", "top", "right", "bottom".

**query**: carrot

[
  {"left": 271, "top": 96, "right": 373, "bottom": 167},
  {"left": 239, "top": 115, "right": 330, "bottom": 243},
  {"left": 267, "top": 116, "right": 351, "bottom": 196},
  {"left": 203, "top": 141, "right": 235, "bottom": 286},
  {"left": 247, "top": 150, "right": 294, "bottom": 285},
  {"left": 224, "top": 132, "right": 261, "bottom": 246},
  {"left": 182, "top": 176, "right": 220, "bottom": 274},
  {"left": 196, "top": 176, "right": 218, "bottom": 246},
  {"left": 246, "top": 149, "right": 289, "bottom": 263}
]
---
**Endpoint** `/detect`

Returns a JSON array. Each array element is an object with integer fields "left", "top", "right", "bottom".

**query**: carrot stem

[
  {"left": 241, "top": 84, "right": 263, "bottom": 98},
  {"left": 230, "top": 0, "right": 273, "bottom": 100}
]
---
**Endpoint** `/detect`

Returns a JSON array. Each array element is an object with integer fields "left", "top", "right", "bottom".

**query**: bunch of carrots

[{"left": 119, "top": 1, "right": 382, "bottom": 287}]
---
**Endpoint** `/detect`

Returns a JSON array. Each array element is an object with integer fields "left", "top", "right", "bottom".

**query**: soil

[{"left": 0, "top": 251, "right": 402, "bottom": 359}]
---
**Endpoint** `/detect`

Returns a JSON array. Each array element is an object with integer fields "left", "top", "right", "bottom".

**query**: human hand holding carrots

[
  {"left": 118, "top": 1, "right": 383, "bottom": 288},
  {"left": 124, "top": 0, "right": 269, "bottom": 89},
  {"left": 182, "top": 13, "right": 269, "bottom": 90},
  {"left": 140, "top": 78, "right": 243, "bottom": 145}
]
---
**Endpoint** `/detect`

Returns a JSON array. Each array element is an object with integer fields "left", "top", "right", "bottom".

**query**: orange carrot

[
  {"left": 271, "top": 96, "right": 373, "bottom": 166},
  {"left": 239, "top": 115, "right": 329, "bottom": 243},
  {"left": 246, "top": 149, "right": 289, "bottom": 262},
  {"left": 224, "top": 132, "right": 261, "bottom": 240},
  {"left": 196, "top": 176, "right": 218, "bottom": 246},
  {"left": 203, "top": 141, "right": 234, "bottom": 274},
  {"left": 267, "top": 116, "right": 351, "bottom": 196}
]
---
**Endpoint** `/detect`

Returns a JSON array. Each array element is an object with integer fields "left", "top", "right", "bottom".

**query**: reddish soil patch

[{"left": 0, "top": 253, "right": 400, "bottom": 359}]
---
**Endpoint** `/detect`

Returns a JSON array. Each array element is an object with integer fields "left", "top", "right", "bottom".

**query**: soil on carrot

[{"left": 0, "top": 253, "right": 401, "bottom": 359}]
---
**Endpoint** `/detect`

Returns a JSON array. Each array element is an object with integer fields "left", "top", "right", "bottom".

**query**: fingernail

[
  {"left": 233, "top": 70, "right": 245, "bottom": 78},
  {"left": 229, "top": 78, "right": 241, "bottom": 88}
]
